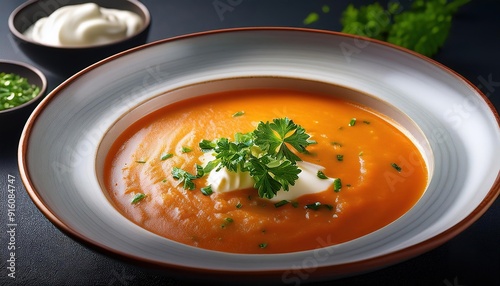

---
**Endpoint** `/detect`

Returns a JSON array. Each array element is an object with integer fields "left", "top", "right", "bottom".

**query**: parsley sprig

[
  {"left": 195, "top": 118, "right": 315, "bottom": 199},
  {"left": 334, "top": 0, "right": 469, "bottom": 57}
]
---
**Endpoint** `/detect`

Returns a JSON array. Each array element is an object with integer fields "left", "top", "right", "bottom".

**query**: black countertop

[{"left": 1, "top": 1, "right": 499, "bottom": 285}]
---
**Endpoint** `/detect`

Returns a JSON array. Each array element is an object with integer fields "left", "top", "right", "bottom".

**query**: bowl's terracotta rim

[
  {"left": 17, "top": 27, "right": 500, "bottom": 280},
  {"left": 8, "top": 0, "right": 151, "bottom": 50},
  {"left": 0, "top": 59, "right": 47, "bottom": 114}
]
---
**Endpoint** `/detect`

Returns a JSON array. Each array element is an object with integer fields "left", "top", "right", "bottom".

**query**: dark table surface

[{"left": 1, "top": 1, "right": 499, "bottom": 285}]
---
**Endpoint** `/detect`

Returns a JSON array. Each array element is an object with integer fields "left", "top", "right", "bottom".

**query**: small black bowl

[
  {"left": 0, "top": 60, "right": 47, "bottom": 132},
  {"left": 8, "top": 0, "right": 151, "bottom": 76}
]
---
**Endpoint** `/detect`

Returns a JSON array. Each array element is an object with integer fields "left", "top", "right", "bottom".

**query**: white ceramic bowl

[{"left": 18, "top": 28, "right": 500, "bottom": 284}]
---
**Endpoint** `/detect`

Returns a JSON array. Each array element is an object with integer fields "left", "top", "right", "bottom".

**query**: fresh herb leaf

[
  {"left": 232, "top": 111, "right": 245, "bottom": 117},
  {"left": 258, "top": 243, "right": 268, "bottom": 249},
  {"left": 249, "top": 155, "right": 301, "bottom": 199},
  {"left": 317, "top": 170, "right": 328, "bottom": 179},
  {"left": 201, "top": 185, "right": 213, "bottom": 196},
  {"left": 391, "top": 162, "right": 402, "bottom": 172},
  {"left": 199, "top": 139, "right": 216, "bottom": 152},
  {"left": 160, "top": 153, "right": 173, "bottom": 161},
  {"left": 333, "top": 178, "right": 342, "bottom": 192},
  {"left": 131, "top": 193, "right": 146, "bottom": 204},
  {"left": 172, "top": 167, "right": 197, "bottom": 190},
  {"left": 253, "top": 118, "right": 314, "bottom": 163},
  {"left": 0, "top": 72, "right": 41, "bottom": 111},
  {"left": 304, "top": 201, "right": 334, "bottom": 211},
  {"left": 195, "top": 164, "right": 205, "bottom": 178},
  {"left": 274, "top": 200, "right": 290, "bottom": 208},
  {"left": 199, "top": 118, "right": 315, "bottom": 199},
  {"left": 221, "top": 217, "right": 234, "bottom": 228},
  {"left": 236, "top": 202, "right": 243, "bottom": 209},
  {"left": 336, "top": 154, "right": 344, "bottom": 162},
  {"left": 339, "top": 0, "right": 470, "bottom": 57},
  {"left": 181, "top": 146, "right": 192, "bottom": 153}
]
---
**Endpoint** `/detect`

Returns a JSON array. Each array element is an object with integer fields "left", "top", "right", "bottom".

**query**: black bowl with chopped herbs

[{"left": 0, "top": 60, "right": 47, "bottom": 130}]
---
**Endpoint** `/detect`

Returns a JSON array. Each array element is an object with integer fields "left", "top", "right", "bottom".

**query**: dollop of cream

[
  {"left": 200, "top": 153, "right": 336, "bottom": 202},
  {"left": 23, "top": 3, "right": 143, "bottom": 47}
]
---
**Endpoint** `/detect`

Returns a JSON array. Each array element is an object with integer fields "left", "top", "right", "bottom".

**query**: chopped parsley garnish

[
  {"left": 236, "top": 203, "right": 243, "bottom": 209},
  {"left": 339, "top": 0, "right": 469, "bottom": 57},
  {"left": 160, "top": 153, "right": 173, "bottom": 160},
  {"left": 232, "top": 111, "right": 245, "bottom": 117},
  {"left": 274, "top": 200, "right": 290, "bottom": 208},
  {"left": 0, "top": 72, "right": 41, "bottom": 111},
  {"left": 221, "top": 217, "right": 234, "bottom": 228},
  {"left": 172, "top": 167, "right": 197, "bottom": 190},
  {"left": 258, "top": 243, "right": 268, "bottom": 249},
  {"left": 391, "top": 163, "right": 402, "bottom": 172},
  {"left": 200, "top": 185, "right": 213, "bottom": 196},
  {"left": 317, "top": 170, "right": 328, "bottom": 180},
  {"left": 348, "top": 118, "right": 357, "bottom": 126},
  {"left": 333, "top": 178, "right": 342, "bottom": 192},
  {"left": 181, "top": 146, "right": 192, "bottom": 153},
  {"left": 135, "top": 160, "right": 146, "bottom": 164},
  {"left": 197, "top": 118, "right": 315, "bottom": 199},
  {"left": 304, "top": 202, "right": 334, "bottom": 211},
  {"left": 336, "top": 154, "right": 344, "bottom": 162},
  {"left": 131, "top": 193, "right": 146, "bottom": 204}
]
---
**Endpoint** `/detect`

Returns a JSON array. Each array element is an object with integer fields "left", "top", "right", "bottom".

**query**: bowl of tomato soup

[
  {"left": 18, "top": 28, "right": 500, "bottom": 284},
  {"left": 98, "top": 77, "right": 431, "bottom": 254}
]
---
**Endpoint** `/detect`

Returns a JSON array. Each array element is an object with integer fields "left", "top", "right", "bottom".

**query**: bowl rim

[
  {"left": 17, "top": 27, "right": 500, "bottom": 279},
  {"left": 8, "top": 0, "right": 151, "bottom": 50},
  {"left": 0, "top": 59, "right": 47, "bottom": 114}
]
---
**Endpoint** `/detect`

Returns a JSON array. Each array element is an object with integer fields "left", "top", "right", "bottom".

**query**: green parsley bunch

[{"left": 340, "top": 0, "right": 470, "bottom": 57}]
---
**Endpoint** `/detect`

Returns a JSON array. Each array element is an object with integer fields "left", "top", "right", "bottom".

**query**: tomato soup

[{"left": 104, "top": 89, "right": 428, "bottom": 254}]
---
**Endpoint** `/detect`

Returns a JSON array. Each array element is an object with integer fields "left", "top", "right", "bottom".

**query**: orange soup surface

[{"left": 104, "top": 89, "right": 428, "bottom": 254}]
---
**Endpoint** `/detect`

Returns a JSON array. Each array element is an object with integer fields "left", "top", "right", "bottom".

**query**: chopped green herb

[
  {"left": 274, "top": 200, "right": 290, "bottom": 208},
  {"left": 258, "top": 243, "right": 268, "bottom": 249},
  {"left": 131, "top": 193, "right": 146, "bottom": 204},
  {"left": 317, "top": 170, "right": 328, "bottom": 180},
  {"left": 391, "top": 163, "right": 402, "bottom": 172},
  {"left": 160, "top": 153, "right": 173, "bottom": 161},
  {"left": 348, "top": 118, "right": 357, "bottom": 126},
  {"left": 303, "top": 12, "right": 319, "bottom": 25},
  {"left": 221, "top": 217, "right": 234, "bottom": 228},
  {"left": 232, "top": 111, "right": 245, "bottom": 117},
  {"left": 363, "top": 120, "right": 371, "bottom": 125},
  {"left": 331, "top": 142, "right": 342, "bottom": 147},
  {"left": 199, "top": 139, "right": 216, "bottom": 152},
  {"left": 172, "top": 167, "right": 197, "bottom": 190},
  {"left": 135, "top": 160, "right": 146, "bottom": 164},
  {"left": 339, "top": 0, "right": 470, "bottom": 57},
  {"left": 200, "top": 117, "right": 315, "bottom": 199},
  {"left": 201, "top": 185, "right": 213, "bottom": 196},
  {"left": 333, "top": 178, "right": 342, "bottom": 192},
  {"left": 336, "top": 154, "right": 344, "bottom": 162},
  {"left": 195, "top": 164, "right": 205, "bottom": 178},
  {"left": 236, "top": 203, "right": 242, "bottom": 209},
  {"left": 291, "top": 201, "right": 299, "bottom": 208},
  {"left": 359, "top": 151, "right": 364, "bottom": 156},
  {"left": 0, "top": 72, "right": 41, "bottom": 111},
  {"left": 304, "top": 202, "right": 334, "bottom": 211},
  {"left": 181, "top": 146, "right": 192, "bottom": 153}
]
